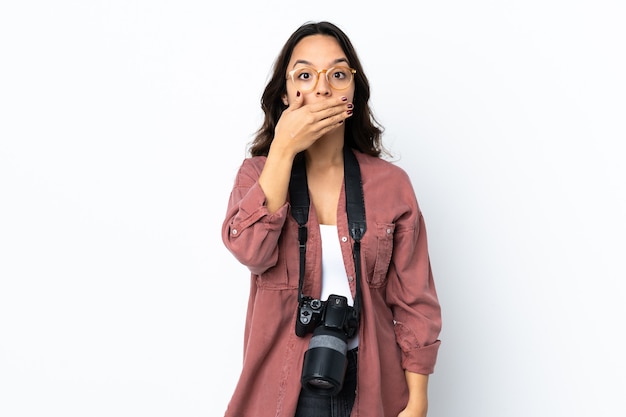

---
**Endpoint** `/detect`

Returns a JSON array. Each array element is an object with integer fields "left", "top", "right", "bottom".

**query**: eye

[
  {"left": 330, "top": 68, "right": 349, "bottom": 79},
  {"left": 296, "top": 68, "right": 314, "bottom": 80}
]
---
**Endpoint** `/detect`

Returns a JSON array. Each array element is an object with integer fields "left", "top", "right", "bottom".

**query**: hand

[
  {"left": 257, "top": 92, "right": 353, "bottom": 213},
  {"left": 397, "top": 371, "right": 429, "bottom": 417},
  {"left": 272, "top": 91, "right": 353, "bottom": 156},
  {"left": 397, "top": 403, "right": 427, "bottom": 417}
]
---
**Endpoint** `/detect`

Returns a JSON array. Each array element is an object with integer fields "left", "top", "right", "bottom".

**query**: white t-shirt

[{"left": 319, "top": 224, "right": 359, "bottom": 349}]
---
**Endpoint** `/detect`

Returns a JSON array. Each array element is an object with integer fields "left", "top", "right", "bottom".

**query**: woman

[{"left": 222, "top": 21, "right": 442, "bottom": 417}]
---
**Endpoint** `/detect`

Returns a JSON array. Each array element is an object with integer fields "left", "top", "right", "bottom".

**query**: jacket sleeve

[
  {"left": 385, "top": 179, "right": 442, "bottom": 375},
  {"left": 221, "top": 158, "right": 289, "bottom": 275}
]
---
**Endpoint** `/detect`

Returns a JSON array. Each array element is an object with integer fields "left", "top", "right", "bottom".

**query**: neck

[{"left": 305, "top": 130, "right": 345, "bottom": 168}]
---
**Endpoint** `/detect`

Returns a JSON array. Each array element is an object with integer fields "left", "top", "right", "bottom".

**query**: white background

[{"left": 1, "top": 1, "right": 625, "bottom": 416}]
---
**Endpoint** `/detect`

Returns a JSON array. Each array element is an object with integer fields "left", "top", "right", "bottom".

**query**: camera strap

[{"left": 288, "top": 146, "right": 367, "bottom": 323}]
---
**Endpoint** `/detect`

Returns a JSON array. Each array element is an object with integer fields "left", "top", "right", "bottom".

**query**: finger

[
  {"left": 316, "top": 101, "right": 353, "bottom": 122},
  {"left": 308, "top": 96, "right": 349, "bottom": 114},
  {"left": 288, "top": 90, "right": 303, "bottom": 110},
  {"left": 315, "top": 109, "right": 353, "bottom": 136}
]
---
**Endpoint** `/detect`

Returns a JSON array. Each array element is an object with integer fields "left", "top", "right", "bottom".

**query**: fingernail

[
  {"left": 347, "top": 103, "right": 353, "bottom": 109},
  {"left": 347, "top": 110, "right": 353, "bottom": 115},
  {"left": 296, "top": 91, "right": 301, "bottom": 97},
  {"left": 341, "top": 96, "right": 348, "bottom": 101}
]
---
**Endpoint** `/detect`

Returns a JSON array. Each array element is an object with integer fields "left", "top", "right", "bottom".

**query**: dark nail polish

[
  {"left": 296, "top": 91, "right": 301, "bottom": 97},
  {"left": 347, "top": 103, "right": 353, "bottom": 109},
  {"left": 347, "top": 110, "right": 353, "bottom": 115},
  {"left": 341, "top": 96, "right": 348, "bottom": 101}
]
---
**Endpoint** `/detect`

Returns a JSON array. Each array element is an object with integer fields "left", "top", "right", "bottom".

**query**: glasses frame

[{"left": 286, "top": 66, "right": 357, "bottom": 92}]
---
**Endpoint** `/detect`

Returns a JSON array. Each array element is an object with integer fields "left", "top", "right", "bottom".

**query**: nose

[{"left": 315, "top": 72, "right": 331, "bottom": 96}]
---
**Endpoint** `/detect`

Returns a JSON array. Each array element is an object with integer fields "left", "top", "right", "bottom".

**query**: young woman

[{"left": 221, "top": 21, "right": 442, "bottom": 417}]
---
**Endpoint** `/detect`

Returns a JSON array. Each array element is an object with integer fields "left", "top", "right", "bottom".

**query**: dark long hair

[{"left": 249, "top": 21, "right": 384, "bottom": 157}]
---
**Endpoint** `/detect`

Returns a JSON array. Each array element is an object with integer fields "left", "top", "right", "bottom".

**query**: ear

[{"left": 282, "top": 94, "right": 289, "bottom": 106}]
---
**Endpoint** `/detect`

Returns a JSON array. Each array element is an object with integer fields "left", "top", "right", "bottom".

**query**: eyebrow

[{"left": 291, "top": 58, "right": 350, "bottom": 68}]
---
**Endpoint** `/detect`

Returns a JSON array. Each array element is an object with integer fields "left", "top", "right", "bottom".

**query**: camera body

[
  {"left": 295, "top": 294, "right": 359, "bottom": 396},
  {"left": 295, "top": 294, "right": 358, "bottom": 338}
]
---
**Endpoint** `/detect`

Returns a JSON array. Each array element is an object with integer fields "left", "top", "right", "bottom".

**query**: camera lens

[
  {"left": 300, "top": 326, "right": 348, "bottom": 396},
  {"left": 307, "top": 378, "right": 334, "bottom": 389}
]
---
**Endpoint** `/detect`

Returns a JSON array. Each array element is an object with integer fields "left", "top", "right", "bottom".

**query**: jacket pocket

[{"left": 364, "top": 222, "right": 395, "bottom": 287}]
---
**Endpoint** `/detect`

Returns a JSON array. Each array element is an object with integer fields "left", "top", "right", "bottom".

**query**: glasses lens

[
  {"left": 327, "top": 67, "right": 354, "bottom": 90},
  {"left": 292, "top": 67, "right": 318, "bottom": 92},
  {"left": 289, "top": 67, "right": 355, "bottom": 92}
]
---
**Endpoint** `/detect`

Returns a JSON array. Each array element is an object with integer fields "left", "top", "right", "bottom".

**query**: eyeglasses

[{"left": 286, "top": 66, "right": 357, "bottom": 92}]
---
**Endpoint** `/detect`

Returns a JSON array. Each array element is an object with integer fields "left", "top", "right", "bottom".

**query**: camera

[{"left": 295, "top": 294, "right": 358, "bottom": 396}]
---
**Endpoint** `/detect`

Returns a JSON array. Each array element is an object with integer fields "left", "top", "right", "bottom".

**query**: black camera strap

[{"left": 288, "top": 147, "right": 367, "bottom": 323}]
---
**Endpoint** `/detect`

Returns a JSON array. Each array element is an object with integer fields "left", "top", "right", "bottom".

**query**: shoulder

[
  {"left": 238, "top": 155, "right": 267, "bottom": 171},
  {"left": 353, "top": 150, "right": 412, "bottom": 187},
  {"left": 353, "top": 150, "right": 423, "bottom": 227},
  {"left": 233, "top": 156, "right": 267, "bottom": 186}
]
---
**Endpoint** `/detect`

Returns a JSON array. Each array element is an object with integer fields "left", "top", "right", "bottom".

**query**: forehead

[{"left": 289, "top": 34, "right": 347, "bottom": 67}]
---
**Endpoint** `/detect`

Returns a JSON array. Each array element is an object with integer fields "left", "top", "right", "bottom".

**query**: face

[{"left": 283, "top": 34, "right": 355, "bottom": 106}]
